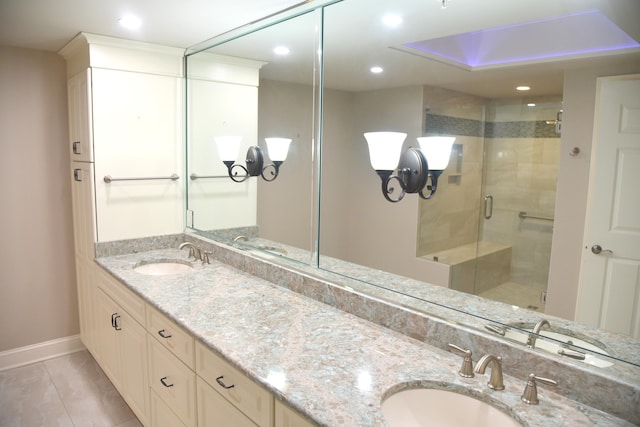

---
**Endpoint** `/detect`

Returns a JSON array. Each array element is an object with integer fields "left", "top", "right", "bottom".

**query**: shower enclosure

[{"left": 418, "top": 87, "right": 562, "bottom": 311}]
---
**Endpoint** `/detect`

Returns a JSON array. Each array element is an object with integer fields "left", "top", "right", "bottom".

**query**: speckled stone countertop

[{"left": 96, "top": 248, "right": 633, "bottom": 427}]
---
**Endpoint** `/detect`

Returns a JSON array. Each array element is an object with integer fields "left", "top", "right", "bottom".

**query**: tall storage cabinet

[
  {"left": 61, "top": 33, "right": 185, "bottom": 244},
  {"left": 60, "top": 33, "right": 185, "bottom": 426}
]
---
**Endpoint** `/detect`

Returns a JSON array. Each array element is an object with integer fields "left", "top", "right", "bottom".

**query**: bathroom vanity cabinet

[{"left": 91, "top": 265, "right": 313, "bottom": 427}]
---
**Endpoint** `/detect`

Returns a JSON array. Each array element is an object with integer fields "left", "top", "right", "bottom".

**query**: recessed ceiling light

[
  {"left": 370, "top": 66, "right": 384, "bottom": 74},
  {"left": 382, "top": 14, "right": 403, "bottom": 28},
  {"left": 273, "top": 46, "right": 290, "bottom": 55},
  {"left": 527, "top": 103, "right": 536, "bottom": 107},
  {"left": 516, "top": 86, "right": 531, "bottom": 91},
  {"left": 119, "top": 15, "right": 142, "bottom": 30}
]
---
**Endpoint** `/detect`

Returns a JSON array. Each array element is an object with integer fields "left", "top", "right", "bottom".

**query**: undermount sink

[
  {"left": 382, "top": 388, "right": 522, "bottom": 427},
  {"left": 133, "top": 261, "right": 193, "bottom": 276}
]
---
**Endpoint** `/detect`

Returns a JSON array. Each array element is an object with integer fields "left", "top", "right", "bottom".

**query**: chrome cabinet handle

[
  {"left": 73, "top": 168, "right": 82, "bottom": 182},
  {"left": 484, "top": 195, "right": 493, "bottom": 219},
  {"left": 591, "top": 244, "right": 613, "bottom": 255},
  {"left": 72, "top": 141, "right": 81, "bottom": 154},
  {"left": 160, "top": 377, "right": 174, "bottom": 387},
  {"left": 216, "top": 375, "right": 235, "bottom": 389},
  {"left": 158, "top": 329, "right": 172, "bottom": 339}
]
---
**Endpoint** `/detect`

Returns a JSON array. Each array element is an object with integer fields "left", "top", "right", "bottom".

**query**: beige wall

[
  {"left": 257, "top": 79, "right": 315, "bottom": 251},
  {"left": 0, "top": 46, "right": 78, "bottom": 352}
]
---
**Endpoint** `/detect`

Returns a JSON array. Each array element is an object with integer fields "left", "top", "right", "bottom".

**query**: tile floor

[
  {"left": 0, "top": 350, "right": 141, "bottom": 427},
  {"left": 479, "top": 281, "right": 547, "bottom": 312}
]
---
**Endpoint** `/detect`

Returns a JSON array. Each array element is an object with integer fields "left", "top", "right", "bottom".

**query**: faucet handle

[
  {"left": 521, "top": 373, "right": 557, "bottom": 405},
  {"left": 202, "top": 251, "right": 211, "bottom": 264},
  {"left": 447, "top": 343, "right": 474, "bottom": 378}
]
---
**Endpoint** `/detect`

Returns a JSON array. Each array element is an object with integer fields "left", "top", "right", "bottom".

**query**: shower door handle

[{"left": 484, "top": 195, "right": 493, "bottom": 219}]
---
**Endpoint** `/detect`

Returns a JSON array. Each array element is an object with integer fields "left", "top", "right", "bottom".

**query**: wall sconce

[
  {"left": 364, "top": 132, "right": 455, "bottom": 202},
  {"left": 215, "top": 136, "right": 291, "bottom": 182}
]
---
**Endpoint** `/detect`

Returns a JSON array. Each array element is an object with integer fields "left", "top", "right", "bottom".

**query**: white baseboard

[{"left": 0, "top": 335, "right": 86, "bottom": 372}]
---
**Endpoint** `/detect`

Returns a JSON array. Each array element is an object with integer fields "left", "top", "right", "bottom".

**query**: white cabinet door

[
  {"left": 197, "top": 377, "right": 258, "bottom": 427},
  {"left": 75, "top": 256, "right": 97, "bottom": 355},
  {"left": 151, "top": 389, "right": 186, "bottom": 427},
  {"left": 70, "top": 163, "right": 96, "bottom": 260},
  {"left": 95, "top": 284, "right": 149, "bottom": 425},
  {"left": 91, "top": 68, "right": 184, "bottom": 241},
  {"left": 67, "top": 69, "right": 93, "bottom": 162},
  {"left": 119, "top": 308, "right": 150, "bottom": 425},
  {"left": 95, "top": 288, "right": 122, "bottom": 389}
]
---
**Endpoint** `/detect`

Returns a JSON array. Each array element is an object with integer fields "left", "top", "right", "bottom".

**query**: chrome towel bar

[
  {"left": 519, "top": 211, "right": 554, "bottom": 222},
  {"left": 103, "top": 173, "right": 179, "bottom": 183},
  {"left": 189, "top": 173, "right": 229, "bottom": 180}
]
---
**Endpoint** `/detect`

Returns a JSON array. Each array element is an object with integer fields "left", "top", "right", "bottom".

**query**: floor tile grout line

[{"left": 43, "top": 354, "right": 78, "bottom": 427}]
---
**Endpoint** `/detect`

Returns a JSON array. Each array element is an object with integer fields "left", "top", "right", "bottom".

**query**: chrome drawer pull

[
  {"left": 158, "top": 329, "right": 172, "bottom": 339},
  {"left": 160, "top": 377, "right": 174, "bottom": 387},
  {"left": 216, "top": 375, "right": 235, "bottom": 389}
]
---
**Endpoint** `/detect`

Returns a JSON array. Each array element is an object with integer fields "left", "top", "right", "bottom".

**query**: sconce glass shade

[
  {"left": 265, "top": 138, "right": 291, "bottom": 162},
  {"left": 364, "top": 132, "right": 407, "bottom": 171},
  {"left": 214, "top": 136, "right": 242, "bottom": 162},
  {"left": 417, "top": 136, "right": 455, "bottom": 171}
]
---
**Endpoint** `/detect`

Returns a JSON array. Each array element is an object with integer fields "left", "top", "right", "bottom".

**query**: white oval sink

[
  {"left": 134, "top": 262, "right": 193, "bottom": 276},
  {"left": 382, "top": 388, "right": 521, "bottom": 427}
]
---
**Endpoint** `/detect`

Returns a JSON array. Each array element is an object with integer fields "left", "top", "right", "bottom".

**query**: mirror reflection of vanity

[{"left": 185, "top": 0, "right": 640, "bottom": 369}]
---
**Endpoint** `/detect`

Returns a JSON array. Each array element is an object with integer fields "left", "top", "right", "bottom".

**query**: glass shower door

[{"left": 474, "top": 98, "right": 562, "bottom": 312}]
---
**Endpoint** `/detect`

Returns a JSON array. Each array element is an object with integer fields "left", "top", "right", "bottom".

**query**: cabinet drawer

[
  {"left": 148, "top": 337, "right": 197, "bottom": 427},
  {"left": 96, "top": 267, "right": 146, "bottom": 326},
  {"left": 151, "top": 389, "right": 186, "bottom": 427},
  {"left": 196, "top": 341, "right": 273, "bottom": 427},
  {"left": 147, "top": 304, "right": 195, "bottom": 369},
  {"left": 197, "top": 377, "right": 258, "bottom": 427}
]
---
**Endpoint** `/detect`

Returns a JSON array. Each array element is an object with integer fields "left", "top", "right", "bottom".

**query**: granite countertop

[
  {"left": 96, "top": 248, "right": 632, "bottom": 427},
  {"left": 203, "top": 232, "right": 639, "bottom": 370}
]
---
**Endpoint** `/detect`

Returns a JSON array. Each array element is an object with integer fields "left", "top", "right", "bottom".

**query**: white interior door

[{"left": 576, "top": 74, "right": 640, "bottom": 338}]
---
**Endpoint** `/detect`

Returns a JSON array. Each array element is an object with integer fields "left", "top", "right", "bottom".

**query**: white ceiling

[
  {"left": 0, "top": 0, "right": 306, "bottom": 52},
  {"left": 1, "top": 0, "right": 639, "bottom": 98}
]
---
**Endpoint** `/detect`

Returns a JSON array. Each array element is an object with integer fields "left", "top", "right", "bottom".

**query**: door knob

[{"left": 591, "top": 244, "right": 613, "bottom": 255}]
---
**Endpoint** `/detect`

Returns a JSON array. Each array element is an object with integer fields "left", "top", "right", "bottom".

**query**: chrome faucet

[
  {"left": 474, "top": 355, "right": 505, "bottom": 390},
  {"left": 527, "top": 319, "right": 551, "bottom": 348},
  {"left": 179, "top": 242, "right": 202, "bottom": 261},
  {"left": 233, "top": 235, "right": 249, "bottom": 242}
]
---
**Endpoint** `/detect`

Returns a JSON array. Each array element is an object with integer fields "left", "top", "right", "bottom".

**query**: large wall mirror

[
  {"left": 185, "top": 0, "right": 640, "bottom": 370},
  {"left": 185, "top": 6, "right": 321, "bottom": 265}
]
